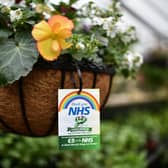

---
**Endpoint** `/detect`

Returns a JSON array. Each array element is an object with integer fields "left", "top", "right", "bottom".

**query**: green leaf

[
  {"left": 69, "top": 0, "right": 78, "bottom": 5},
  {"left": 0, "top": 29, "right": 12, "bottom": 40},
  {"left": 0, "top": 32, "right": 38, "bottom": 86},
  {"left": 0, "top": 13, "right": 9, "bottom": 28}
]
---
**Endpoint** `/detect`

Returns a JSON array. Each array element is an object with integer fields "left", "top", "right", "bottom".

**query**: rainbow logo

[{"left": 58, "top": 91, "right": 99, "bottom": 112}]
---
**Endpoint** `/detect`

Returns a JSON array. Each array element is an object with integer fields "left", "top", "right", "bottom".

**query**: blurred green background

[{"left": 0, "top": 104, "right": 168, "bottom": 168}]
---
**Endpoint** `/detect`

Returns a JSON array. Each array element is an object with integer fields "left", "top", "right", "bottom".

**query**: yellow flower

[{"left": 32, "top": 15, "right": 74, "bottom": 61}]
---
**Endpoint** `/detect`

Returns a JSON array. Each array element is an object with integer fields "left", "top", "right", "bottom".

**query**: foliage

[
  {"left": 0, "top": 0, "right": 143, "bottom": 86},
  {"left": 139, "top": 61, "right": 168, "bottom": 90},
  {"left": 0, "top": 135, "right": 58, "bottom": 168},
  {"left": 0, "top": 105, "right": 168, "bottom": 167},
  {"left": 0, "top": 32, "right": 38, "bottom": 86},
  {"left": 0, "top": 122, "right": 147, "bottom": 168},
  {"left": 138, "top": 48, "right": 168, "bottom": 89}
]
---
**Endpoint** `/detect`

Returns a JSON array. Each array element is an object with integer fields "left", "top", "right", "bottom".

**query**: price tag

[{"left": 58, "top": 89, "right": 100, "bottom": 150}]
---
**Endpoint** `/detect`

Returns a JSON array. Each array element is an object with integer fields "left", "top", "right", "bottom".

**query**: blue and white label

[{"left": 58, "top": 89, "right": 100, "bottom": 150}]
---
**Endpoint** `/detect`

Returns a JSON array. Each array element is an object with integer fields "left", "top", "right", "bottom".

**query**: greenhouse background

[{"left": 0, "top": 0, "right": 167, "bottom": 167}]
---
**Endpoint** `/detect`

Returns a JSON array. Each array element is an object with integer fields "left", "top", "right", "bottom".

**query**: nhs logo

[{"left": 68, "top": 106, "right": 90, "bottom": 116}]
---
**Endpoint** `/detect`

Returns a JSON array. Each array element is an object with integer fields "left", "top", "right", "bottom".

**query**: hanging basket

[{"left": 0, "top": 57, "right": 115, "bottom": 137}]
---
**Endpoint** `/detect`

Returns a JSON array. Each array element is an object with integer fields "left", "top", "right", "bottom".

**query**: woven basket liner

[{"left": 0, "top": 57, "right": 115, "bottom": 136}]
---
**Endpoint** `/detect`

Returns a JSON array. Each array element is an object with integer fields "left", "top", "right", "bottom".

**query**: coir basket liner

[{"left": 0, "top": 57, "right": 115, "bottom": 137}]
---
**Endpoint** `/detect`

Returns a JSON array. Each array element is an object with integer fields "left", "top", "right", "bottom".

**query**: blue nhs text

[{"left": 68, "top": 107, "right": 90, "bottom": 115}]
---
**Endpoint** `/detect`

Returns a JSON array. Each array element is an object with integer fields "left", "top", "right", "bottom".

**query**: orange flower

[{"left": 32, "top": 15, "right": 74, "bottom": 61}]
